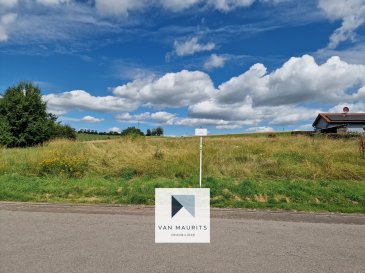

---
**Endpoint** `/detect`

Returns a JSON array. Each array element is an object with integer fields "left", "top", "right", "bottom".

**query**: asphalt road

[{"left": 1, "top": 202, "right": 364, "bottom": 273}]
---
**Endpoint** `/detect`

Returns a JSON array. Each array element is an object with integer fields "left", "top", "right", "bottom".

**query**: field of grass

[
  {"left": 76, "top": 133, "right": 122, "bottom": 141},
  {"left": 0, "top": 134, "right": 364, "bottom": 212}
]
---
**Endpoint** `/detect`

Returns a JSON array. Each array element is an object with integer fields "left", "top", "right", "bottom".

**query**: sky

[{"left": 0, "top": 0, "right": 365, "bottom": 136}]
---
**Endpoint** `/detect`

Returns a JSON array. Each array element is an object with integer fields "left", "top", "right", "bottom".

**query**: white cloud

[
  {"left": 159, "top": 0, "right": 201, "bottom": 11},
  {"left": 116, "top": 112, "right": 152, "bottom": 122},
  {"left": 81, "top": 115, "right": 104, "bottom": 123},
  {"left": 318, "top": 0, "right": 365, "bottom": 48},
  {"left": 113, "top": 70, "right": 215, "bottom": 108},
  {"left": 42, "top": 55, "right": 365, "bottom": 130},
  {"left": 294, "top": 124, "right": 314, "bottom": 131},
  {"left": 150, "top": 111, "right": 176, "bottom": 123},
  {"left": 0, "top": 13, "right": 17, "bottom": 42},
  {"left": 329, "top": 102, "right": 365, "bottom": 113},
  {"left": 217, "top": 63, "right": 267, "bottom": 105},
  {"left": 173, "top": 118, "right": 232, "bottom": 127},
  {"left": 267, "top": 105, "right": 320, "bottom": 125},
  {"left": 216, "top": 55, "right": 365, "bottom": 107},
  {"left": 204, "top": 54, "right": 226, "bottom": 70},
  {"left": 316, "top": 43, "right": 365, "bottom": 65},
  {"left": 43, "top": 90, "right": 139, "bottom": 114},
  {"left": 36, "top": 0, "right": 71, "bottom": 6},
  {"left": 216, "top": 124, "right": 241, "bottom": 130},
  {"left": 246, "top": 126, "right": 274, "bottom": 133},
  {"left": 174, "top": 37, "right": 215, "bottom": 56},
  {"left": 0, "top": 0, "right": 18, "bottom": 8},
  {"left": 108, "top": 126, "right": 121, "bottom": 133},
  {"left": 208, "top": 0, "right": 256, "bottom": 11},
  {"left": 95, "top": 0, "right": 145, "bottom": 16},
  {"left": 159, "top": 0, "right": 256, "bottom": 12},
  {"left": 116, "top": 113, "right": 133, "bottom": 121},
  {"left": 115, "top": 111, "right": 176, "bottom": 124}
]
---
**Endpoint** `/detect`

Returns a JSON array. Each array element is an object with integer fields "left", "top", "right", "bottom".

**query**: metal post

[{"left": 199, "top": 136, "right": 202, "bottom": 188}]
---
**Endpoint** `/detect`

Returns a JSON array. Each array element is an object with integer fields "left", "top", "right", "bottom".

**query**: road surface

[{"left": 1, "top": 202, "right": 364, "bottom": 273}]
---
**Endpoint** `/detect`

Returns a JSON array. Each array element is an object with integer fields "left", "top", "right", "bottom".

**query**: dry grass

[{"left": 0, "top": 135, "right": 364, "bottom": 181}]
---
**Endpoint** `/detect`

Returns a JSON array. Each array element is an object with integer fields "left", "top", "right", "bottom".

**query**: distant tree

[
  {"left": 146, "top": 129, "right": 151, "bottom": 136},
  {"left": 0, "top": 82, "right": 76, "bottom": 147},
  {"left": 156, "top": 127, "right": 164, "bottom": 136},
  {"left": 121, "top": 126, "right": 144, "bottom": 136}
]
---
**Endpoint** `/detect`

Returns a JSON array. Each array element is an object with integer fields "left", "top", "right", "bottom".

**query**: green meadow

[{"left": 0, "top": 134, "right": 364, "bottom": 213}]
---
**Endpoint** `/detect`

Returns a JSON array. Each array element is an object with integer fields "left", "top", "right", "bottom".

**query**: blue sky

[{"left": 1, "top": 0, "right": 365, "bottom": 136}]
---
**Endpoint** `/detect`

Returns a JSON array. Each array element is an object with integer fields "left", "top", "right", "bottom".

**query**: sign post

[{"left": 195, "top": 128, "right": 208, "bottom": 188}]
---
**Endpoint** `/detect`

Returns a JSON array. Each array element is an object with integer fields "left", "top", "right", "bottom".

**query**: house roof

[{"left": 313, "top": 113, "right": 365, "bottom": 127}]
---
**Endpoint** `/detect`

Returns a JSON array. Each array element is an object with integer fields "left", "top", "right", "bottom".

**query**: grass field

[
  {"left": 0, "top": 134, "right": 364, "bottom": 212},
  {"left": 76, "top": 133, "right": 122, "bottom": 142}
]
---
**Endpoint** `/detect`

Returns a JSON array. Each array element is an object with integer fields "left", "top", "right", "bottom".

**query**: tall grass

[{"left": 0, "top": 135, "right": 364, "bottom": 181}]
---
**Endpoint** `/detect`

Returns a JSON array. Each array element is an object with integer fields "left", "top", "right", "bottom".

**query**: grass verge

[{"left": 0, "top": 174, "right": 364, "bottom": 213}]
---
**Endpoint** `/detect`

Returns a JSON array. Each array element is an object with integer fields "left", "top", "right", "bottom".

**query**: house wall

[
  {"left": 315, "top": 118, "right": 328, "bottom": 129},
  {"left": 346, "top": 125, "right": 365, "bottom": 133}
]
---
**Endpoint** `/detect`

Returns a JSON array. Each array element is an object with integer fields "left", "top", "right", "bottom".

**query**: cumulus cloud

[
  {"left": 113, "top": 70, "right": 215, "bottom": 108},
  {"left": 246, "top": 126, "right": 274, "bottom": 132},
  {"left": 108, "top": 126, "right": 121, "bottom": 133},
  {"left": 174, "top": 37, "right": 215, "bottom": 56},
  {"left": 216, "top": 124, "right": 241, "bottom": 130},
  {"left": 116, "top": 111, "right": 176, "bottom": 124},
  {"left": 0, "top": 0, "right": 18, "bottom": 8},
  {"left": 95, "top": 0, "right": 145, "bottom": 16},
  {"left": 94, "top": 0, "right": 257, "bottom": 14},
  {"left": 159, "top": 0, "right": 256, "bottom": 12},
  {"left": 318, "top": 0, "right": 365, "bottom": 48},
  {"left": 216, "top": 55, "right": 365, "bottom": 107},
  {"left": 0, "top": 13, "right": 17, "bottom": 42},
  {"left": 204, "top": 54, "right": 226, "bottom": 70},
  {"left": 81, "top": 115, "right": 104, "bottom": 123},
  {"left": 150, "top": 111, "right": 176, "bottom": 123},
  {"left": 43, "top": 90, "right": 138, "bottom": 114},
  {"left": 36, "top": 0, "right": 71, "bottom": 6},
  {"left": 329, "top": 102, "right": 365, "bottom": 113},
  {"left": 208, "top": 0, "right": 256, "bottom": 11},
  {"left": 116, "top": 112, "right": 152, "bottom": 122},
  {"left": 43, "top": 55, "right": 365, "bottom": 130},
  {"left": 159, "top": 0, "right": 201, "bottom": 11}
]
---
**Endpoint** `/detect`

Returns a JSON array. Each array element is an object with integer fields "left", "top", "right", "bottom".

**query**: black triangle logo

[{"left": 171, "top": 196, "right": 183, "bottom": 218}]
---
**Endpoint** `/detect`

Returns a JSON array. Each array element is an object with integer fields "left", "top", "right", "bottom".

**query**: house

[{"left": 312, "top": 112, "right": 365, "bottom": 133}]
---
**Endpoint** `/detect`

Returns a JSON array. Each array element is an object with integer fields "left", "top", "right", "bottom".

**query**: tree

[
  {"left": 0, "top": 82, "right": 76, "bottom": 147},
  {"left": 51, "top": 123, "right": 76, "bottom": 140},
  {"left": 156, "top": 127, "right": 164, "bottom": 136},
  {"left": 150, "top": 127, "right": 164, "bottom": 136},
  {"left": 120, "top": 127, "right": 144, "bottom": 136},
  {"left": 146, "top": 129, "right": 151, "bottom": 136}
]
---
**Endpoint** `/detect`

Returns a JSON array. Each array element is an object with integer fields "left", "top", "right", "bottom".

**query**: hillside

[{"left": 0, "top": 134, "right": 364, "bottom": 212}]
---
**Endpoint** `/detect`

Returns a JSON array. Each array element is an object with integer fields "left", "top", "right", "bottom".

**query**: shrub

[{"left": 120, "top": 168, "right": 137, "bottom": 180}]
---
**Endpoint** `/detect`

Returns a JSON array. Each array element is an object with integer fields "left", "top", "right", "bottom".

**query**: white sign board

[
  {"left": 195, "top": 128, "right": 208, "bottom": 136},
  {"left": 155, "top": 188, "right": 210, "bottom": 243}
]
